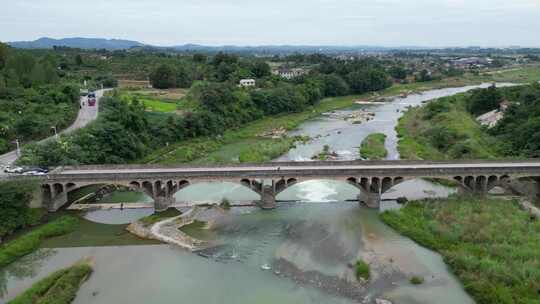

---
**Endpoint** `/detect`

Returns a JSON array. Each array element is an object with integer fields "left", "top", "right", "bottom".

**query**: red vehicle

[{"left": 88, "top": 98, "right": 96, "bottom": 106}]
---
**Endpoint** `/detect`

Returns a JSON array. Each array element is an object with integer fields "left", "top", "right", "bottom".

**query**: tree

[
  {"left": 150, "top": 64, "right": 177, "bottom": 89},
  {"left": 193, "top": 53, "right": 207, "bottom": 63},
  {"left": 320, "top": 74, "right": 349, "bottom": 97},
  {"left": 251, "top": 61, "right": 271, "bottom": 78},
  {"left": 466, "top": 85, "right": 503, "bottom": 116},
  {"left": 75, "top": 54, "right": 83, "bottom": 66},
  {"left": 0, "top": 42, "right": 8, "bottom": 69},
  {"left": 0, "top": 180, "right": 39, "bottom": 238},
  {"left": 175, "top": 65, "right": 193, "bottom": 88},
  {"left": 389, "top": 65, "right": 407, "bottom": 80}
]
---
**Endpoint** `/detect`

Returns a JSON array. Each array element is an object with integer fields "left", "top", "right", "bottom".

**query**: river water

[{"left": 1, "top": 84, "right": 508, "bottom": 304}]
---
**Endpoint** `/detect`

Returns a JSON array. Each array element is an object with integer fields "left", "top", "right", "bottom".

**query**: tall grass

[
  {"left": 380, "top": 196, "right": 540, "bottom": 304},
  {"left": 0, "top": 216, "right": 79, "bottom": 268},
  {"left": 8, "top": 259, "right": 93, "bottom": 304},
  {"left": 359, "top": 133, "right": 387, "bottom": 160}
]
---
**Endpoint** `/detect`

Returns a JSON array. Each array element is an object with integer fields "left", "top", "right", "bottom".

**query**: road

[
  {"left": 0, "top": 89, "right": 108, "bottom": 168},
  {"left": 55, "top": 160, "right": 540, "bottom": 176}
]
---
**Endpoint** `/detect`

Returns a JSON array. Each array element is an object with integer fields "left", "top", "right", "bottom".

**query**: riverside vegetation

[
  {"left": 359, "top": 133, "right": 387, "bottom": 160},
  {"left": 380, "top": 196, "right": 540, "bottom": 304},
  {"left": 397, "top": 83, "right": 540, "bottom": 160},
  {"left": 7, "top": 259, "right": 93, "bottom": 304},
  {"left": 0, "top": 180, "right": 79, "bottom": 267}
]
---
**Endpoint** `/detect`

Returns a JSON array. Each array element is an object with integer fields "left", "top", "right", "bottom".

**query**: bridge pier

[
  {"left": 358, "top": 192, "right": 380, "bottom": 209},
  {"left": 48, "top": 191, "right": 68, "bottom": 212},
  {"left": 259, "top": 185, "right": 277, "bottom": 209},
  {"left": 154, "top": 195, "right": 175, "bottom": 212}
]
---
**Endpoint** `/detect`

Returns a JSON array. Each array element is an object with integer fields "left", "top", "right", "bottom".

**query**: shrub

[
  {"left": 410, "top": 276, "right": 424, "bottom": 285},
  {"left": 355, "top": 259, "right": 370, "bottom": 281}
]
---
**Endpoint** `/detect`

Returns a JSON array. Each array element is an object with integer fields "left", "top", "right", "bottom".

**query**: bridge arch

[{"left": 171, "top": 179, "right": 263, "bottom": 203}]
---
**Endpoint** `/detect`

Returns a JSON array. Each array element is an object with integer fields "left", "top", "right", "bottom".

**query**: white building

[
  {"left": 239, "top": 79, "right": 256, "bottom": 87},
  {"left": 273, "top": 68, "right": 308, "bottom": 79}
]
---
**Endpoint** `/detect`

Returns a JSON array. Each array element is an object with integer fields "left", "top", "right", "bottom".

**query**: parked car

[
  {"left": 27, "top": 167, "right": 49, "bottom": 173},
  {"left": 4, "top": 166, "right": 23, "bottom": 173},
  {"left": 22, "top": 171, "right": 46, "bottom": 176}
]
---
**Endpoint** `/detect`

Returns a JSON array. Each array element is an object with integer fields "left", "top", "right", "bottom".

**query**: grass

[
  {"left": 355, "top": 259, "right": 370, "bottom": 281},
  {"left": 396, "top": 93, "right": 500, "bottom": 160},
  {"left": 118, "top": 89, "right": 196, "bottom": 113},
  {"left": 138, "top": 208, "right": 182, "bottom": 227},
  {"left": 41, "top": 214, "right": 159, "bottom": 248},
  {"left": 8, "top": 259, "right": 93, "bottom": 304},
  {"left": 410, "top": 276, "right": 424, "bottom": 285},
  {"left": 380, "top": 195, "right": 540, "bottom": 304},
  {"left": 359, "top": 133, "right": 388, "bottom": 160},
  {"left": 0, "top": 216, "right": 79, "bottom": 268}
]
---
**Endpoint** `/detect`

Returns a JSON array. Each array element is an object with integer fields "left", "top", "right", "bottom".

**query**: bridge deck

[{"left": 56, "top": 160, "right": 540, "bottom": 175}]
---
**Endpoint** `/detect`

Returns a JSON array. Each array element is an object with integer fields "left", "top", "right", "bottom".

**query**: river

[{"left": 0, "top": 84, "right": 510, "bottom": 304}]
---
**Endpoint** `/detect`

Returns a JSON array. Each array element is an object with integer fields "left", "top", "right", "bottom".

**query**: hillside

[{"left": 9, "top": 37, "right": 145, "bottom": 50}]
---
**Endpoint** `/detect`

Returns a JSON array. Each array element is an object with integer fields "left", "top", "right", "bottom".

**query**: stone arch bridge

[{"left": 36, "top": 160, "right": 540, "bottom": 211}]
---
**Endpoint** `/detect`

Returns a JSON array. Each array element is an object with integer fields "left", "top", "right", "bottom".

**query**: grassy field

[
  {"left": 0, "top": 216, "right": 79, "bottom": 268},
  {"left": 118, "top": 88, "right": 197, "bottom": 114},
  {"left": 396, "top": 93, "right": 500, "bottom": 160},
  {"left": 8, "top": 259, "right": 93, "bottom": 304},
  {"left": 380, "top": 196, "right": 540, "bottom": 304},
  {"left": 359, "top": 133, "right": 387, "bottom": 160}
]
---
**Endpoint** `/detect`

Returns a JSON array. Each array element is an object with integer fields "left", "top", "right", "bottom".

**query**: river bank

[
  {"left": 380, "top": 196, "right": 540, "bottom": 304},
  {"left": 139, "top": 66, "right": 540, "bottom": 165}
]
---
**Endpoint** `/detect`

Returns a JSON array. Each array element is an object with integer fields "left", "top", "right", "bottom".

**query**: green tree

[
  {"left": 0, "top": 180, "right": 39, "bottom": 238},
  {"left": 0, "top": 42, "right": 8, "bottom": 69},
  {"left": 320, "top": 74, "right": 349, "bottom": 96},
  {"left": 150, "top": 64, "right": 177, "bottom": 89},
  {"left": 75, "top": 54, "right": 83, "bottom": 66},
  {"left": 466, "top": 85, "right": 502, "bottom": 116},
  {"left": 251, "top": 61, "right": 271, "bottom": 78}
]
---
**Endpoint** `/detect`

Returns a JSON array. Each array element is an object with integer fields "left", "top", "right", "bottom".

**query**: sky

[{"left": 1, "top": 0, "right": 540, "bottom": 47}]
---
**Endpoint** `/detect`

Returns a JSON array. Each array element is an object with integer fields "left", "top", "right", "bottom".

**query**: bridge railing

[{"left": 52, "top": 158, "right": 540, "bottom": 172}]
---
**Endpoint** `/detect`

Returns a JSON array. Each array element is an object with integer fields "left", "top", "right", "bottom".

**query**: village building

[
  {"left": 238, "top": 79, "right": 256, "bottom": 87},
  {"left": 273, "top": 67, "right": 308, "bottom": 79}
]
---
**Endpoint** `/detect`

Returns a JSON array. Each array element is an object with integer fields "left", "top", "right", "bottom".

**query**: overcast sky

[{"left": 1, "top": 0, "right": 539, "bottom": 47}]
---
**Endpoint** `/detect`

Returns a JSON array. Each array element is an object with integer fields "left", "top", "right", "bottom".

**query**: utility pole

[
  {"left": 51, "top": 126, "right": 59, "bottom": 140},
  {"left": 14, "top": 139, "right": 20, "bottom": 157}
]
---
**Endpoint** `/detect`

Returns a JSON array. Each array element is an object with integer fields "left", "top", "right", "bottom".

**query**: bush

[
  {"left": 410, "top": 276, "right": 424, "bottom": 285},
  {"left": 220, "top": 198, "right": 231, "bottom": 210},
  {"left": 355, "top": 259, "right": 370, "bottom": 280}
]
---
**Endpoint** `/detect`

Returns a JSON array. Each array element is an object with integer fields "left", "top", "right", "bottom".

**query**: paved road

[
  {"left": 0, "top": 89, "right": 108, "bottom": 168},
  {"left": 56, "top": 160, "right": 540, "bottom": 175}
]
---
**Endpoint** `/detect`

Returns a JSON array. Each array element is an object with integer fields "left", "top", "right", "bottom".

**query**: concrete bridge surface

[{"left": 23, "top": 159, "right": 540, "bottom": 211}]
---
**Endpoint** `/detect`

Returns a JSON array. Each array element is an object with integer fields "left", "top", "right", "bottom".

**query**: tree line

[{"left": 19, "top": 53, "right": 392, "bottom": 166}]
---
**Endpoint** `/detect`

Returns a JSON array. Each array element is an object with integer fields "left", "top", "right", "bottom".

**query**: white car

[
  {"left": 4, "top": 166, "right": 24, "bottom": 174},
  {"left": 22, "top": 170, "right": 46, "bottom": 176}
]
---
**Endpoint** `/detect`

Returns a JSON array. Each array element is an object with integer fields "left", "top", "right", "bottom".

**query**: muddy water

[{"left": 1, "top": 85, "right": 507, "bottom": 304}]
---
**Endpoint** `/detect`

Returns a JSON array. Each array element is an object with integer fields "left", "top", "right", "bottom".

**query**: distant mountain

[{"left": 8, "top": 37, "right": 145, "bottom": 50}]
